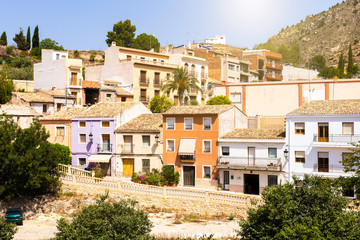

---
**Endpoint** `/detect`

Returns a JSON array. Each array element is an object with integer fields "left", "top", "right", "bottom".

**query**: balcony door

[
  {"left": 71, "top": 72, "right": 78, "bottom": 85},
  {"left": 318, "top": 152, "right": 329, "bottom": 172},
  {"left": 102, "top": 134, "right": 110, "bottom": 152},
  {"left": 123, "top": 136, "right": 133, "bottom": 153},
  {"left": 248, "top": 147, "right": 255, "bottom": 167},
  {"left": 318, "top": 123, "right": 329, "bottom": 142}
]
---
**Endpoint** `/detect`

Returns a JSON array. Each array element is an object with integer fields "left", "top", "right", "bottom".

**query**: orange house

[{"left": 162, "top": 105, "right": 247, "bottom": 189}]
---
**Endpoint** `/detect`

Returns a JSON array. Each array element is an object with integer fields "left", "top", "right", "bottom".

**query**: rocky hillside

[{"left": 263, "top": 0, "right": 360, "bottom": 66}]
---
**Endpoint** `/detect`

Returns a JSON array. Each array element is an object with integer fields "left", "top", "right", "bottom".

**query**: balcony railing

[
  {"left": 121, "top": 144, "right": 134, "bottom": 154},
  {"left": 218, "top": 156, "right": 282, "bottom": 171},
  {"left": 97, "top": 143, "right": 112, "bottom": 153},
  {"left": 154, "top": 79, "right": 162, "bottom": 86},
  {"left": 313, "top": 134, "right": 360, "bottom": 143},
  {"left": 265, "top": 74, "right": 283, "bottom": 81},
  {"left": 69, "top": 78, "right": 82, "bottom": 86},
  {"left": 313, "top": 163, "right": 345, "bottom": 173},
  {"left": 140, "top": 96, "right": 149, "bottom": 103},
  {"left": 139, "top": 77, "right": 149, "bottom": 85},
  {"left": 188, "top": 70, "right": 196, "bottom": 76},
  {"left": 266, "top": 63, "right": 283, "bottom": 70}
]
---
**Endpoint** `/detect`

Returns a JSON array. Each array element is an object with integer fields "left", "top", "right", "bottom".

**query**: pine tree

[
  {"left": 32, "top": 25, "right": 39, "bottom": 48},
  {"left": 26, "top": 26, "right": 31, "bottom": 49},
  {"left": 347, "top": 44, "right": 354, "bottom": 78},
  {"left": 338, "top": 52, "right": 345, "bottom": 78},
  {"left": 0, "top": 31, "right": 7, "bottom": 46},
  {"left": 13, "top": 29, "right": 29, "bottom": 50}
]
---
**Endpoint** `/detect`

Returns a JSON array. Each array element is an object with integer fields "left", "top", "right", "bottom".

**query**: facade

[
  {"left": 71, "top": 102, "right": 151, "bottom": 176},
  {"left": 0, "top": 104, "right": 41, "bottom": 129},
  {"left": 204, "top": 35, "right": 226, "bottom": 45},
  {"left": 34, "top": 49, "right": 83, "bottom": 106},
  {"left": 9, "top": 92, "right": 55, "bottom": 116},
  {"left": 162, "top": 105, "right": 247, "bottom": 189},
  {"left": 282, "top": 65, "right": 319, "bottom": 81},
  {"left": 115, "top": 113, "right": 163, "bottom": 177},
  {"left": 36, "top": 89, "right": 76, "bottom": 111},
  {"left": 218, "top": 128, "right": 286, "bottom": 195},
  {"left": 286, "top": 100, "right": 358, "bottom": 188}
]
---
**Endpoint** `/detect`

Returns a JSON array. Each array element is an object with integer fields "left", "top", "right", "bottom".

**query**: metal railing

[
  {"left": 218, "top": 156, "right": 282, "bottom": 170},
  {"left": 313, "top": 163, "right": 345, "bottom": 173},
  {"left": 313, "top": 134, "right": 360, "bottom": 143},
  {"left": 69, "top": 78, "right": 82, "bottom": 86},
  {"left": 97, "top": 143, "right": 112, "bottom": 153},
  {"left": 266, "top": 63, "right": 283, "bottom": 70},
  {"left": 121, "top": 143, "right": 135, "bottom": 154},
  {"left": 140, "top": 96, "right": 149, "bottom": 103},
  {"left": 139, "top": 77, "right": 149, "bottom": 85},
  {"left": 153, "top": 79, "right": 162, "bottom": 86}
]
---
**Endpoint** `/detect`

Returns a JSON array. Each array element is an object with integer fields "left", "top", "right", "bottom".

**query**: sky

[{"left": 0, "top": 0, "right": 343, "bottom": 51}]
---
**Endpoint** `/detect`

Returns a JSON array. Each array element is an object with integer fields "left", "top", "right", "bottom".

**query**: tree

[
  {"left": 55, "top": 195, "right": 154, "bottom": 240},
  {"left": 13, "top": 29, "right": 29, "bottom": 50},
  {"left": 2, "top": 57, "right": 33, "bottom": 80},
  {"left": 32, "top": 25, "right": 39, "bottom": 48},
  {"left": 0, "top": 31, "right": 7, "bottom": 46},
  {"left": 132, "top": 33, "right": 160, "bottom": 52},
  {"left": 277, "top": 44, "right": 289, "bottom": 63},
  {"left": 318, "top": 66, "right": 339, "bottom": 79},
  {"left": 341, "top": 142, "right": 360, "bottom": 197},
  {"left": 309, "top": 55, "right": 326, "bottom": 71},
  {"left": 105, "top": 19, "right": 136, "bottom": 47},
  {"left": 39, "top": 38, "right": 64, "bottom": 51},
  {"left": 206, "top": 95, "right": 232, "bottom": 105},
  {"left": 149, "top": 95, "right": 174, "bottom": 113},
  {"left": 0, "top": 71, "right": 14, "bottom": 104},
  {"left": 0, "top": 219, "right": 17, "bottom": 240},
  {"left": 347, "top": 44, "right": 354, "bottom": 78},
  {"left": 26, "top": 26, "right": 31, "bottom": 49},
  {"left": 161, "top": 67, "right": 202, "bottom": 105},
  {"left": 52, "top": 143, "right": 72, "bottom": 165},
  {"left": 238, "top": 175, "right": 360, "bottom": 239}
]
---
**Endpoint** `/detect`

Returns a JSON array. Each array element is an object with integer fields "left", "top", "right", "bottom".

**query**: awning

[
  {"left": 178, "top": 138, "right": 196, "bottom": 155},
  {"left": 88, "top": 154, "right": 112, "bottom": 163}
]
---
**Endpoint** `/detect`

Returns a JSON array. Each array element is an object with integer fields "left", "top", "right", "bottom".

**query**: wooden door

[
  {"left": 318, "top": 123, "right": 329, "bottom": 142},
  {"left": 122, "top": 159, "right": 134, "bottom": 177},
  {"left": 183, "top": 166, "right": 195, "bottom": 186},
  {"left": 248, "top": 147, "right": 255, "bottom": 166},
  {"left": 318, "top": 152, "right": 329, "bottom": 172}
]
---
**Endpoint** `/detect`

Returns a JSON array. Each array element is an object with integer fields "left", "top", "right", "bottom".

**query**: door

[
  {"left": 244, "top": 174, "right": 260, "bottom": 195},
  {"left": 71, "top": 72, "right": 78, "bottom": 85},
  {"left": 318, "top": 123, "right": 329, "bottom": 142},
  {"left": 183, "top": 166, "right": 195, "bottom": 186},
  {"left": 318, "top": 152, "right": 329, "bottom": 172},
  {"left": 123, "top": 136, "right": 133, "bottom": 153},
  {"left": 102, "top": 134, "right": 110, "bottom": 152},
  {"left": 248, "top": 147, "right": 255, "bottom": 167},
  {"left": 122, "top": 158, "right": 134, "bottom": 177},
  {"left": 223, "top": 171, "right": 230, "bottom": 190}
]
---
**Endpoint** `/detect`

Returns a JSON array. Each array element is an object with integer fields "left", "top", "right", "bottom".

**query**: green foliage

[
  {"left": 89, "top": 54, "right": 95, "bottom": 62},
  {"left": 19, "top": 52, "right": 26, "bottom": 58},
  {"left": 55, "top": 197, "right": 154, "bottom": 240},
  {"left": 93, "top": 164, "right": 104, "bottom": 178},
  {"left": 318, "top": 66, "right": 339, "bottom": 79},
  {"left": 190, "top": 99, "right": 199, "bottom": 105},
  {"left": 52, "top": 144, "right": 72, "bottom": 165},
  {"left": 338, "top": 52, "right": 345, "bottom": 78},
  {"left": 0, "top": 31, "right": 7, "bottom": 46},
  {"left": 13, "top": 30, "right": 29, "bottom": 50},
  {"left": 73, "top": 50, "right": 80, "bottom": 58},
  {"left": 0, "top": 71, "right": 14, "bottom": 104},
  {"left": 2, "top": 57, "right": 33, "bottom": 80},
  {"left": 39, "top": 38, "right": 64, "bottom": 51},
  {"left": 309, "top": 55, "right": 326, "bottom": 71},
  {"left": 206, "top": 95, "right": 232, "bottom": 105},
  {"left": 161, "top": 165, "right": 180, "bottom": 185},
  {"left": 6, "top": 46, "right": 14, "bottom": 55},
  {"left": 26, "top": 26, "right": 31, "bottom": 49},
  {"left": 341, "top": 142, "right": 360, "bottom": 197},
  {"left": 30, "top": 47, "right": 41, "bottom": 59},
  {"left": 0, "top": 116, "right": 64, "bottom": 199},
  {"left": 32, "top": 25, "right": 39, "bottom": 49},
  {"left": 132, "top": 33, "right": 160, "bottom": 52},
  {"left": 347, "top": 43, "right": 354, "bottom": 78},
  {"left": 149, "top": 95, "right": 174, "bottom": 113},
  {"left": 161, "top": 67, "right": 202, "bottom": 105},
  {"left": 106, "top": 19, "right": 136, "bottom": 47},
  {"left": 0, "top": 218, "right": 17, "bottom": 240},
  {"left": 254, "top": 41, "right": 277, "bottom": 52},
  {"left": 238, "top": 175, "right": 360, "bottom": 239}
]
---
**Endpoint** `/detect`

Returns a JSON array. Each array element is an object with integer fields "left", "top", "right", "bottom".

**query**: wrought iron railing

[{"left": 313, "top": 134, "right": 360, "bottom": 143}]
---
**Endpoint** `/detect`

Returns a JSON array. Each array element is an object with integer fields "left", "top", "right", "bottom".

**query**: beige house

[
  {"left": 0, "top": 104, "right": 41, "bottom": 129},
  {"left": 9, "top": 92, "right": 55, "bottom": 116},
  {"left": 114, "top": 113, "right": 163, "bottom": 177},
  {"left": 39, "top": 107, "right": 86, "bottom": 150},
  {"left": 86, "top": 43, "right": 178, "bottom": 104}
]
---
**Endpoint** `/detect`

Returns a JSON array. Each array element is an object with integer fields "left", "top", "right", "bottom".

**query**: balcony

[
  {"left": 69, "top": 78, "right": 82, "bottom": 87},
  {"left": 121, "top": 143, "right": 134, "bottom": 154},
  {"left": 188, "top": 71, "right": 196, "bottom": 77},
  {"left": 139, "top": 77, "right": 149, "bottom": 86},
  {"left": 217, "top": 156, "right": 282, "bottom": 171},
  {"left": 313, "top": 134, "right": 360, "bottom": 143},
  {"left": 97, "top": 143, "right": 112, "bottom": 153},
  {"left": 179, "top": 154, "right": 195, "bottom": 163},
  {"left": 140, "top": 96, "right": 149, "bottom": 103},
  {"left": 201, "top": 72, "right": 208, "bottom": 79},
  {"left": 266, "top": 63, "right": 283, "bottom": 70},
  {"left": 313, "top": 163, "right": 345, "bottom": 173},
  {"left": 265, "top": 74, "right": 283, "bottom": 81},
  {"left": 153, "top": 79, "right": 162, "bottom": 87}
]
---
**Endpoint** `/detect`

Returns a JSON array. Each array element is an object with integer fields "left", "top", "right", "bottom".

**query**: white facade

[
  {"left": 283, "top": 65, "right": 319, "bottom": 81},
  {"left": 204, "top": 35, "right": 226, "bottom": 45}
]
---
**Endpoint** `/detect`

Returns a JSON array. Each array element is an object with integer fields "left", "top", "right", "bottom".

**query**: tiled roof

[
  {"left": 74, "top": 102, "right": 138, "bottom": 118},
  {"left": 37, "top": 89, "right": 70, "bottom": 97},
  {"left": 163, "top": 105, "right": 234, "bottom": 115},
  {"left": 115, "top": 113, "right": 162, "bottom": 132},
  {"left": 220, "top": 128, "right": 285, "bottom": 139},
  {"left": 100, "top": 85, "right": 133, "bottom": 96},
  {"left": 40, "top": 107, "right": 86, "bottom": 121},
  {"left": 102, "top": 80, "right": 122, "bottom": 85},
  {"left": 287, "top": 100, "right": 360, "bottom": 116},
  {"left": 1, "top": 104, "right": 40, "bottom": 116},
  {"left": 82, "top": 81, "right": 100, "bottom": 89},
  {"left": 13, "top": 92, "right": 53, "bottom": 103}
]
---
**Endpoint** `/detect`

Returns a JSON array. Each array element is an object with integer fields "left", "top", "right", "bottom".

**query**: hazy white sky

[{"left": 0, "top": 0, "right": 343, "bottom": 50}]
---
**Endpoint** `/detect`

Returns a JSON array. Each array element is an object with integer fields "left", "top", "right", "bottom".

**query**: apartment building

[
  {"left": 243, "top": 49, "right": 283, "bottom": 82},
  {"left": 86, "top": 42, "right": 177, "bottom": 104},
  {"left": 34, "top": 49, "right": 83, "bottom": 106},
  {"left": 162, "top": 105, "right": 247, "bottom": 189}
]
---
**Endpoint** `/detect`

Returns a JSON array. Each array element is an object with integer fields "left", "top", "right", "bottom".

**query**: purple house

[{"left": 71, "top": 102, "right": 150, "bottom": 176}]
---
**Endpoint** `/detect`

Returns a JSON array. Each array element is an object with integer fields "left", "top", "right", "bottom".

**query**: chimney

[
  {"left": 111, "top": 41, "right": 116, "bottom": 47},
  {"left": 149, "top": 48, "right": 154, "bottom": 52}
]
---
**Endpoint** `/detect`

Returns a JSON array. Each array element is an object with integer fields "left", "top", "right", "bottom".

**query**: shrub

[
  {"left": 30, "top": 47, "right": 41, "bottom": 59},
  {"left": 161, "top": 165, "right": 180, "bottom": 185},
  {"left": 89, "top": 54, "right": 95, "bottom": 62},
  {"left": 93, "top": 164, "right": 104, "bottom": 178},
  {"left": 190, "top": 99, "right": 199, "bottom": 105},
  {"left": 19, "top": 52, "right": 27, "bottom": 58},
  {"left": 73, "top": 50, "right": 80, "bottom": 58},
  {"left": 6, "top": 46, "right": 14, "bottom": 55}
]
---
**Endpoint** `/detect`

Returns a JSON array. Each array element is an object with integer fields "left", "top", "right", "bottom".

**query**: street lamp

[
  {"left": 155, "top": 134, "right": 160, "bottom": 144},
  {"left": 283, "top": 148, "right": 289, "bottom": 159}
]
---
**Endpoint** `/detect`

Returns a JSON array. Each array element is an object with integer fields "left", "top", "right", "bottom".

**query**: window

[
  {"left": 142, "top": 135, "right": 150, "bottom": 146},
  {"left": 126, "top": 55, "right": 131, "bottom": 59},
  {"left": 203, "top": 140, "right": 211, "bottom": 153},
  {"left": 228, "top": 64, "right": 235, "bottom": 70},
  {"left": 203, "top": 166, "right": 211, "bottom": 178},
  {"left": 142, "top": 159, "right": 150, "bottom": 172},
  {"left": 222, "top": 146, "right": 230, "bottom": 156},
  {"left": 268, "top": 175, "right": 278, "bottom": 186},
  {"left": 140, "top": 71, "right": 147, "bottom": 83},
  {"left": 140, "top": 89, "right": 147, "bottom": 101},
  {"left": 295, "top": 122, "right": 305, "bottom": 134},
  {"left": 79, "top": 158, "right": 86, "bottom": 165},
  {"left": 342, "top": 122, "right": 354, "bottom": 135},
  {"left": 102, "top": 121, "right": 110, "bottom": 128},
  {"left": 102, "top": 134, "right": 111, "bottom": 151},
  {"left": 166, "top": 118, "right": 175, "bottom": 130},
  {"left": 155, "top": 90, "right": 160, "bottom": 96},
  {"left": 154, "top": 72, "right": 160, "bottom": 84},
  {"left": 79, "top": 121, "right": 86, "bottom": 128},
  {"left": 57, "top": 103, "right": 62, "bottom": 112},
  {"left": 236, "top": 65, "right": 240, "bottom": 72},
  {"left": 121, "top": 97, "right": 126, "bottom": 102},
  {"left": 268, "top": 148, "right": 277, "bottom": 158},
  {"left": 166, "top": 140, "right": 175, "bottom": 152},
  {"left": 56, "top": 126, "right": 65, "bottom": 136},
  {"left": 184, "top": 118, "right": 193, "bottom": 130},
  {"left": 295, "top": 151, "right": 305, "bottom": 163},
  {"left": 43, "top": 104, "right": 48, "bottom": 113},
  {"left": 56, "top": 53, "right": 59, "bottom": 60},
  {"left": 203, "top": 117, "right": 211, "bottom": 130},
  {"left": 140, "top": 57, "right": 145, "bottom": 60},
  {"left": 106, "top": 94, "right": 111, "bottom": 101},
  {"left": 79, "top": 134, "right": 86, "bottom": 143}
]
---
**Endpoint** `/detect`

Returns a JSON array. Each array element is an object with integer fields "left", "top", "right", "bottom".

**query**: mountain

[{"left": 259, "top": 0, "right": 360, "bottom": 66}]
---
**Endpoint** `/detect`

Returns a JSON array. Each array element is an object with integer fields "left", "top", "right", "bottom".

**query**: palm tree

[{"left": 161, "top": 67, "right": 202, "bottom": 105}]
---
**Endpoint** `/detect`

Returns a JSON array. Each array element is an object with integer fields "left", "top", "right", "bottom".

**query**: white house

[{"left": 218, "top": 128, "right": 286, "bottom": 195}]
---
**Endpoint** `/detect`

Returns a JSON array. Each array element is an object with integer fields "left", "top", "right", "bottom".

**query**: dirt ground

[{"left": 13, "top": 213, "right": 240, "bottom": 240}]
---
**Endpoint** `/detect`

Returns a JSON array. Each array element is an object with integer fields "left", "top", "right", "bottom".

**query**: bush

[
  {"left": 206, "top": 95, "right": 232, "bottom": 105},
  {"left": 19, "top": 52, "right": 26, "bottom": 58},
  {"left": 0, "top": 218, "right": 17, "bottom": 240},
  {"left": 93, "top": 164, "right": 104, "bottom": 178},
  {"left": 6, "top": 46, "right": 14, "bottom": 55},
  {"left": 89, "top": 54, "right": 95, "bottom": 62},
  {"left": 73, "top": 50, "right": 80, "bottom": 58},
  {"left": 190, "top": 99, "right": 199, "bottom": 105},
  {"left": 161, "top": 165, "right": 180, "bottom": 185},
  {"left": 30, "top": 47, "right": 41, "bottom": 59}
]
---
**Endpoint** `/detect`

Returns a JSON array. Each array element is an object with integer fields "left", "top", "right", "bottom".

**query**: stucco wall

[{"left": 41, "top": 121, "right": 72, "bottom": 149}]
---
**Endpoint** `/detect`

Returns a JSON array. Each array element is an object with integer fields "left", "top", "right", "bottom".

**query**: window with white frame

[
  {"left": 56, "top": 126, "right": 65, "bottom": 136},
  {"left": 203, "top": 140, "right": 211, "bottom": 153},
  {"left": 142, "top": 135, "right": 150, "bottom": 146},
  {"left": 184, "top": 118, "right": 193, "bottom": 130},
  {"left": 166, "top": 140, "right": 175, "bottom": 152},
  {"left": 166, "top": 118, "right": 175, "bottom": 130},
  {"left": 268, "top": 148, "right": 277, "bottom": 158},
  {"left": 203, "top": 166, "right": 211, "bottom": 178},
  {"left": 222, "top": 146, "right": 230, "bottom": 156},
  {"left": 203, "top": 117, "right": 211, "bottom": 130},
  {"left": 295, "top": 151, "right": 305, "bottom": 163},
  {"left": 342, "top": 122, "right": 354, "bottom": 135},
  {"left": 79, "top": 158, "right": 86, "bottom": 165},
  {"left": 79, "top": 134, "right": 86, "bottom": 143},
  {"left": 142, "top": 159, "right": 150, "bottom": 172}
]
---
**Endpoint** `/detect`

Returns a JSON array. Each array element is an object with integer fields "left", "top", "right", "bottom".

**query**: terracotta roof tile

[
  {"left": 40, "top": 107, "right": 86, "bottom": 121},
  {"left": 163, "top": 105, "right": 234, "bottom": 115},
  {"left": 220, "top": 128, "right": 285, "bottom": 139},
  {"left": 115, "top": 113, "right": 162, "bottom": 132},
  {"left": 287, "top": 100, "right": 360, "bottom": 115},
  {"left": 1, "top": 104, "right": 40, "bottom": 116},
  {"left": 82, "top": 81, "right": 100, "bottom": 89},
  {"left": 100, "top": 85, "right": 133, "bottom": 96},
  {"left": 13, "top": 92, "right": 53, "bottom": 103},
  {"left": 74, "top": 102, "right": 138, "bottom": 118}
]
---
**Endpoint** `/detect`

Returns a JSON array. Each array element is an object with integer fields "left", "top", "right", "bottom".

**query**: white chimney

[{"left": 111, "top": 41, "right": 116, "bottom": 47}]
